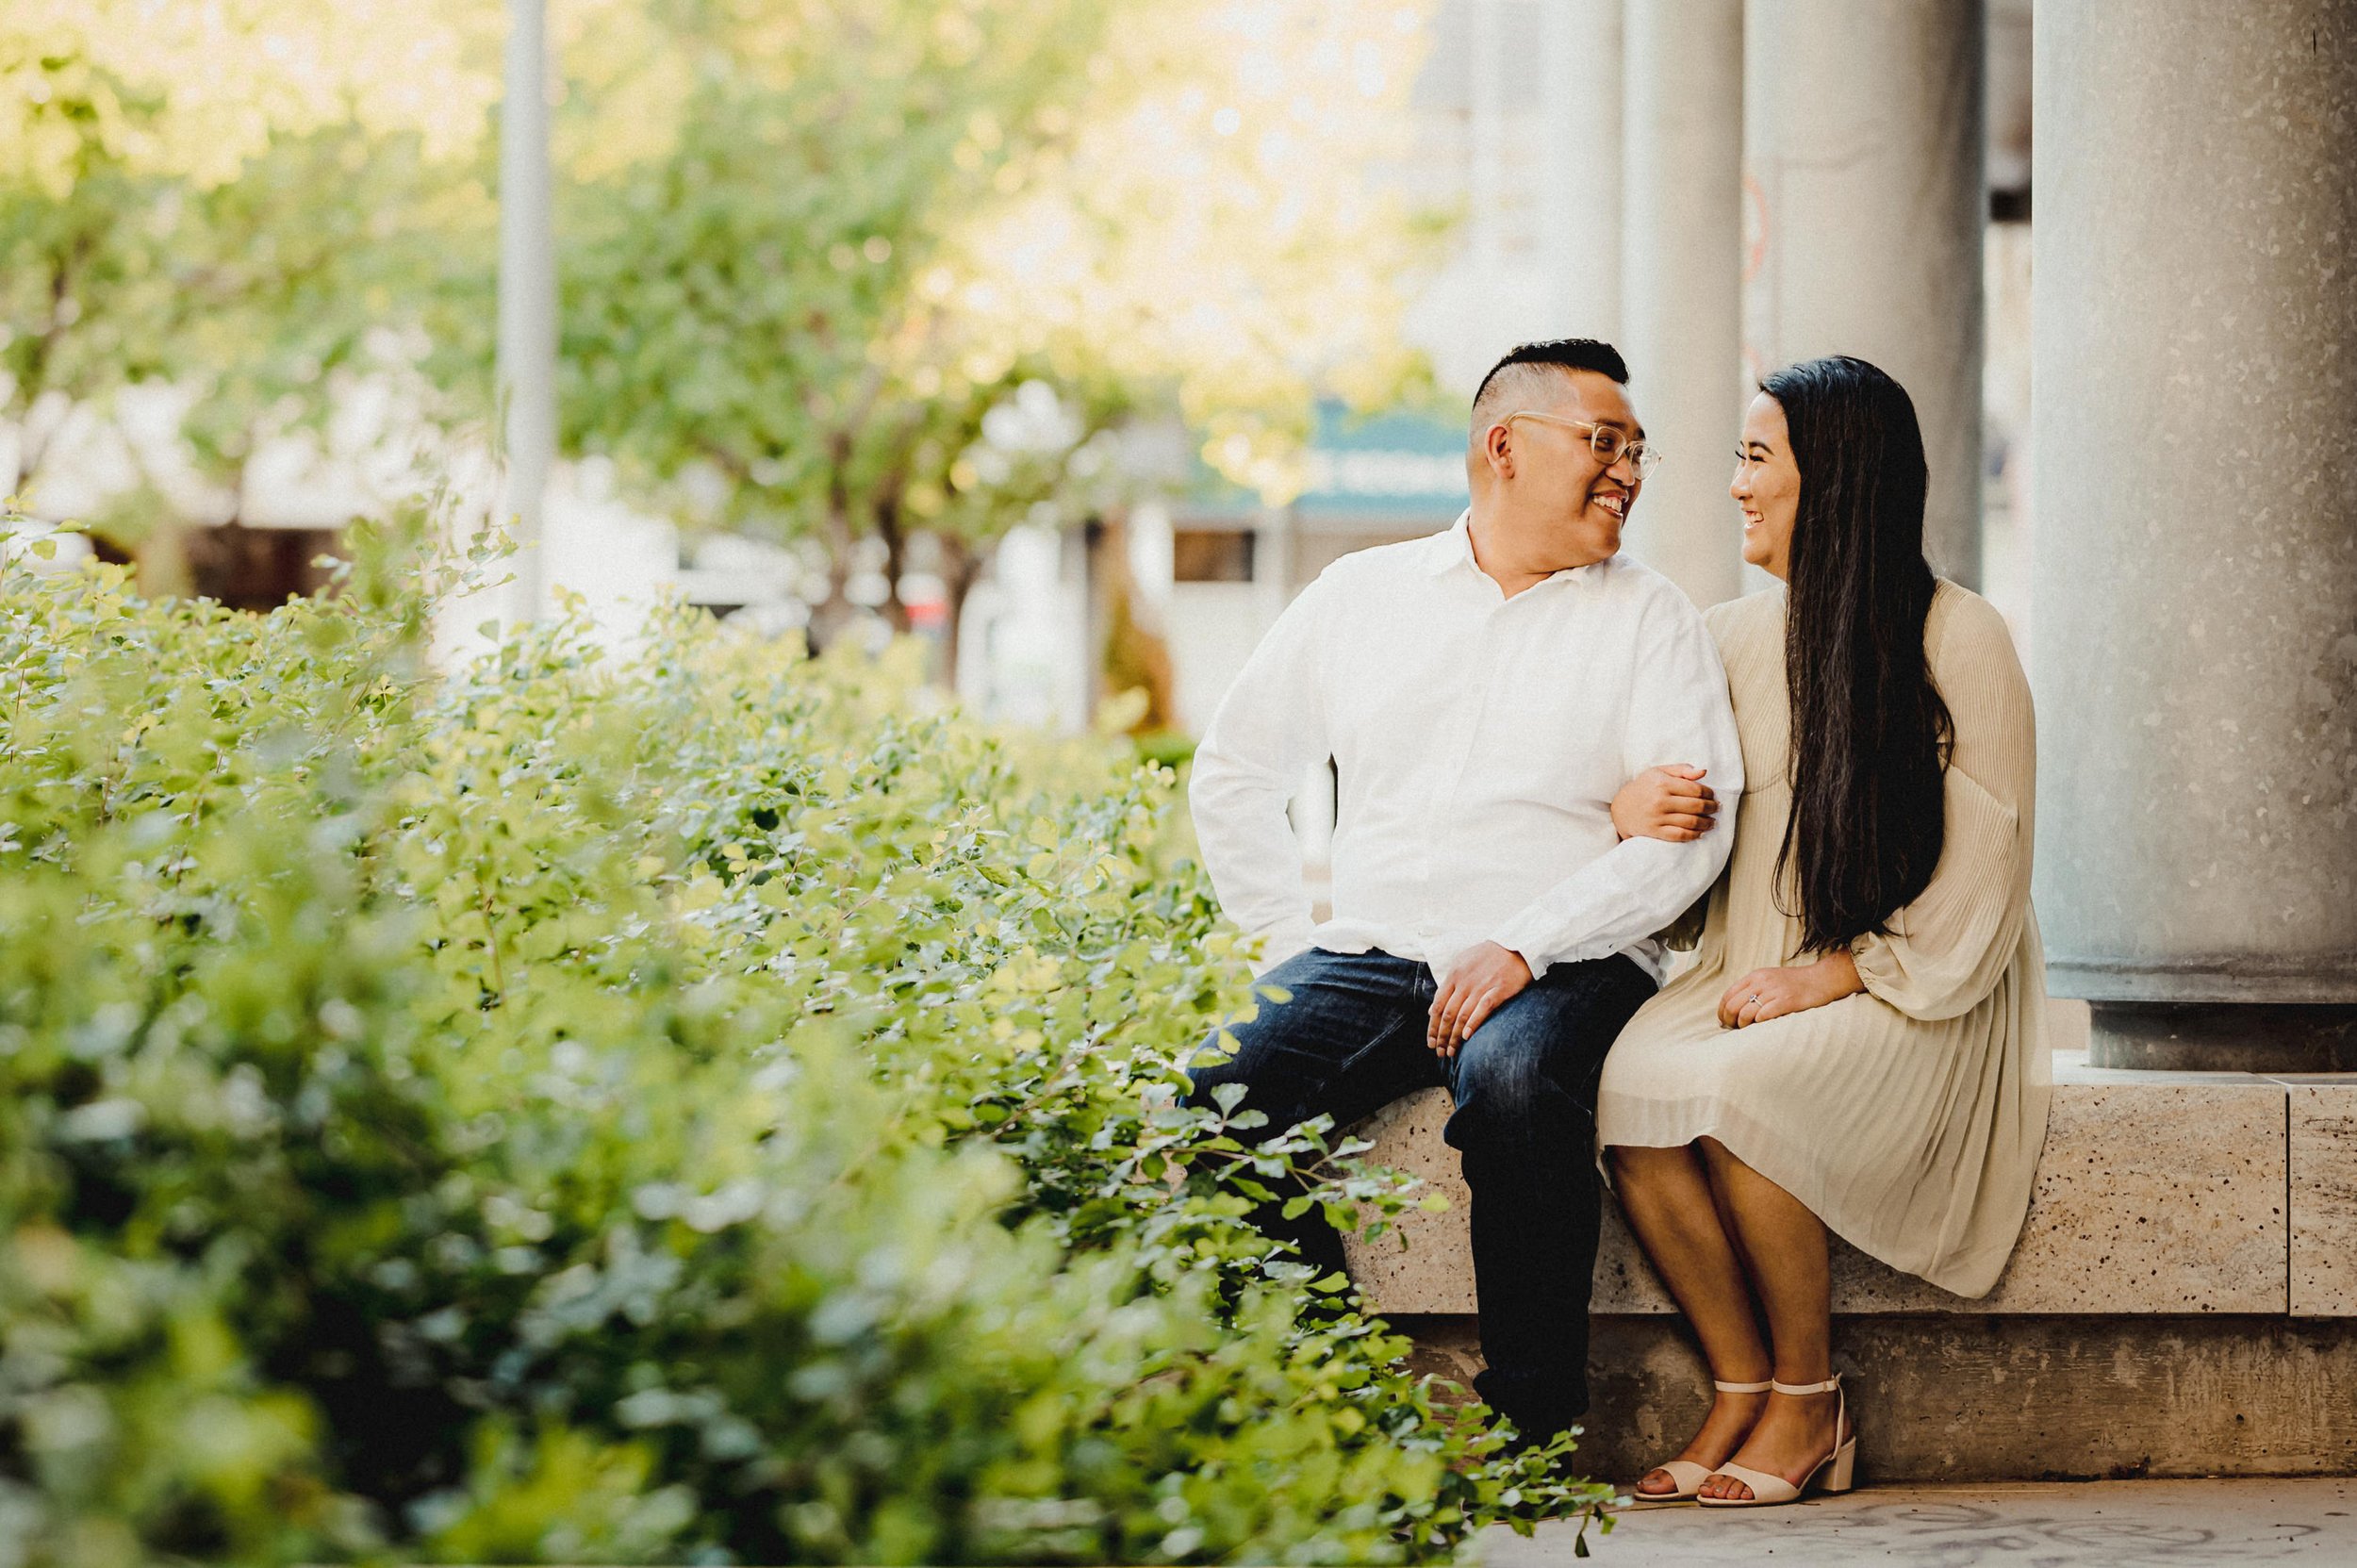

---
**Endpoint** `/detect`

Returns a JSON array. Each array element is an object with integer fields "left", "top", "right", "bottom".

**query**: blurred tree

[
  {"left": 3, "top": 0, "right": 1440, "bottom": 664},
  {"left": 553, "top": 0, "right": 1440, "bottom": 669},
  {"left": 0, "top": 1, "right": 496, "bottom": 574},
  {"left": 0, "top": 0, "right": 493, "bottom": 195},
  {"left": 553, "top": 0, "right": 1115, "bottom": 659}
]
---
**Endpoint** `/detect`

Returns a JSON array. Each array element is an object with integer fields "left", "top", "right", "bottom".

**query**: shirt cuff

[{"left": 1485, "top": 915, "right": 1557, "bottom": 982}]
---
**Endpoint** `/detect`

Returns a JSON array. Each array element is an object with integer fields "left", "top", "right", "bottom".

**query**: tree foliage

[
  {"left": 0, "top": 2, "right": 495, "bottom": 524},
  {"left": 0, "top": 0, "right": 494, "bottom": 198},
  {"left": 0, "top": 516, "right": 1612, "bottom": 1563},
  {"left": 554, "top": 0, "right": 1439, "bottom": 644},
  {"left": 554, "top": 0, "right": 1124, "bottom": 636},
  {"left": 4, "top": 0, "right": 1442, "bottom": 661}
]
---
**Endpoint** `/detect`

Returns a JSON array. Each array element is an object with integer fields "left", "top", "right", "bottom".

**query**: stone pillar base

[{"left": 2088, "top": 1003, "right": 2357, "bottom": 1074}]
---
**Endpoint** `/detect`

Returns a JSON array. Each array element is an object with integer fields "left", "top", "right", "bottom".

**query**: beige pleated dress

[{"left": 1597, "top": 581, "right": 2052, "bottom": 1297}]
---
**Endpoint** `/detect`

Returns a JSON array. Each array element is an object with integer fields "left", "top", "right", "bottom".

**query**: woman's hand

[
  {"left": 1718, "top": 949, "right": 1864, "bottom": 1029},
  {"left": 1611, "top": 764, "right": 1720, "bottom": 843}
]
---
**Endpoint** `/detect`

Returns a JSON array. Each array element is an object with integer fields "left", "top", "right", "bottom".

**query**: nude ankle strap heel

[
  {"left": 1633, "top": 1378, "right": 1774, "bottom": 1503},
  {"left": 1695, "top": 1374, "right": 1857, "bottom": 1508}
]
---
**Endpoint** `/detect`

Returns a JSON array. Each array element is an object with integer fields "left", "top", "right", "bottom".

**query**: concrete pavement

[{"left": 1480, "top": 1478, "right": 2357, "bottom": 1565}]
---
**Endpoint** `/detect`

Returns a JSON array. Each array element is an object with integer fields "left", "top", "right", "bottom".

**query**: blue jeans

[{"left": 1186, "top": 947, "right": 1655, "bottom": 1437}]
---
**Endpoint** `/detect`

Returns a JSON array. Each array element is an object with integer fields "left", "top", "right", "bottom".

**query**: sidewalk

[{"left": 1479, "top": 1478, "right": 2357, "bottom": 1565}]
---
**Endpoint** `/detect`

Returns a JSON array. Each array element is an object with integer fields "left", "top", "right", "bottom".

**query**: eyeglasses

[{"left": 1502, "top": 410, "right": 1661, "bottom": 480}]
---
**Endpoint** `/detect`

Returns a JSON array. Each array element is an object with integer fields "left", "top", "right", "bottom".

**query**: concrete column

[
  {"left": 497, "top": 0, "right": 556, "bottom": 621},
  {"left": 2035, "top": 2, "right": 2357, "bottom": 1070},
  {"left": 1539, "top": 0, "right": 1622, "bottom": 339},
  {"left": 1620, "top": 0, "right": 1746, "bottom": 608},
  {"left": 1467, "top": 0, "right": 1507, "bottom": 282},
  {"left": 1742, "top": 0, "right": 1986, "bottom": 589}
]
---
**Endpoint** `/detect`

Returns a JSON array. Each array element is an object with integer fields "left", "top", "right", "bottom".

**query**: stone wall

[{"left": 1341, "top": 1050, "right": 2357, "bottom": 1478}]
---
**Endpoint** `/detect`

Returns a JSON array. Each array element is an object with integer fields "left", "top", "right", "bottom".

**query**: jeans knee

[{"left": 1448, "top": 1056, "right": 1553, "bottom": 1150}]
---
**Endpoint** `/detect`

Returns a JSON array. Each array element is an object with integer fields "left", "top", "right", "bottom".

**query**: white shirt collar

[{"left": 1426, "top": 508, "right": 1614, "bottom": 587}]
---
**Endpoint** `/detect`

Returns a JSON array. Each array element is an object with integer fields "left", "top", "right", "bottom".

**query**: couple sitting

[{"left": 1185, "top": 338, "right": 2051, "bottom": 1508}]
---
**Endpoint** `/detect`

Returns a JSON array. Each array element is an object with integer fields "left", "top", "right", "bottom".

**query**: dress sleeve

[{"left": 1849, "top": 596, "right": 2038, "bottom": 1022}]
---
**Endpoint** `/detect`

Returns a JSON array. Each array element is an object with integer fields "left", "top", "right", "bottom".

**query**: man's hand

[
  {"left": 1611, "top": 764, "right": 1719, "bottom": 843},
  {"left": 1427, "top": 942, "right": 1534, "bottom": 1058},
  {"left": 1718, "top": 949, "right": 1864, "bottom": 1029}
]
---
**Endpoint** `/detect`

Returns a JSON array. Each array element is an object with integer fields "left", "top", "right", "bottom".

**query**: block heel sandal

[
  {"left": 1630, "top": 1378, "right": 1772, "bottom": 1503},
  {"left": 1695, "top": 1375, "right": 1855, "bottom": 1508}
]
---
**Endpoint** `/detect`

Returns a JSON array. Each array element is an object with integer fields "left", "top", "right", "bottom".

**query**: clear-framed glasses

[{"left": 1502, "top": 410, "right": 1662, "bottom": 480}]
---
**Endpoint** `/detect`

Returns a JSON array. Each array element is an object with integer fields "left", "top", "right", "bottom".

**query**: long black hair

[{"left": 1761, "top": 355, "right": 1953, "bottom": 954}]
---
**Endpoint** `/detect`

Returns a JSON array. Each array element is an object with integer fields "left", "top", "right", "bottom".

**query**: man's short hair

[{"left": 1469, "top": 338, "right": 1630, "bottom": 434}]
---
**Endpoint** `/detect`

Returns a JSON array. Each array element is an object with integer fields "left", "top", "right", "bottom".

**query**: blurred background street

[{"left": 1, "top": 0, "right": 2033, "bottom": 739}]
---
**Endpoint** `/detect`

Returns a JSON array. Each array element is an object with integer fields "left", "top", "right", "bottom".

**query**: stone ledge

[
  {"left": 1396, "top": 1313, "right": 2357, "bottom": 1481},
  {"left": 1342, "top": 1051, "right": 2354, "bottom": 1318},
  {"left": 2295, "top": 1082, "right": 2357, "bottom": 1315}
]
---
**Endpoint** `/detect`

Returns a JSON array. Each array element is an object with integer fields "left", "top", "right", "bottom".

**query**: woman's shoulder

[
  {"left": 1926, "top": 581, "right": 2023, "bottom": 669},
  {"left": 1702, "top": 585, "right": 1787, "bottom": 649},
  {"left": 1925, "top": 581, "right": 2035, "bottom": 732}
]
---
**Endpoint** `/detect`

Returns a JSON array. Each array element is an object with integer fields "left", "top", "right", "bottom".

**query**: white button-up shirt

[{"left": 1189, "top": 511, "right": 1742, "bottom": 985}]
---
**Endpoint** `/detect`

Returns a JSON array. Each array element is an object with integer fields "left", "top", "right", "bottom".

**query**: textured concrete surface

[
  {"left": 1481, "top": 1477, "right": 2357, "bottom": 1565},
  {"left": 1618, "top": 0, "right": 1746, "bottom": 609},
  {"left": 1743, "top": 0, "right": 1986, "bottom": 586},
  {"left": 1402, "top": 1314, "right": 2357, "bottom": 1483},
  {"left": 1937, "top": 1081, "right": 2286, "bottom": 1314},
  {"left": 2294, "top": 1083, "right": 2357, "bottom": 1317},
  {"left": 2032, "top": 2, "right": 2357, "bottom": 1015},
  {"left": 1536, "top": 1, "right": 1622, "bottom": 339},
  {"left": 1343, "top": 1053, "right": 2306, "bottom": 1317},
  {"left": 1340, "top": 1089, "right": 1475, "bottom": 1312}
]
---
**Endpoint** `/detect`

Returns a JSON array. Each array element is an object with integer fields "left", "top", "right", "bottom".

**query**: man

[{"left": 1186, "top": 338, "right": 1741, "bottom": 1442}]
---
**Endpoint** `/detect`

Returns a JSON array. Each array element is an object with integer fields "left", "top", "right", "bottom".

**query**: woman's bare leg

[
  {"left": 1692, "top": 1136, "right": 1848, "bottom": 1501},
  {"left": 1607, "top": 1144, "right": 1772, "bottom": 1496}
]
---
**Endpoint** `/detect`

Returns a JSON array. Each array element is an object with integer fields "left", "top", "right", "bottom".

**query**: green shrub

[{"left": 0, "top": 519, "right": 1613, "bottom": 1565}]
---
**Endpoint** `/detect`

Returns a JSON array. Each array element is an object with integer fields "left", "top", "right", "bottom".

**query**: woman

[{"left": 1596, "top": 355, "right": 2050, "bottom": 1507}]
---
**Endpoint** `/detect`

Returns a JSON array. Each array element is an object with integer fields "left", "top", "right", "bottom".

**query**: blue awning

[{"left": 1294, "top": 401, "right": 1470, "bottom": 520}]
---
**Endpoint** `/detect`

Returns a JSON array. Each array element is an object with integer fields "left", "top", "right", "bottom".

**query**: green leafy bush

[{"left": 0, "top": 520, "right": 1611, "bottom": 1565}]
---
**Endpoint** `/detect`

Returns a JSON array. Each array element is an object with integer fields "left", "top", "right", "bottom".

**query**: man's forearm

[{"left": 1489, "top": 834, "right": 1730, "bottom": 977}]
